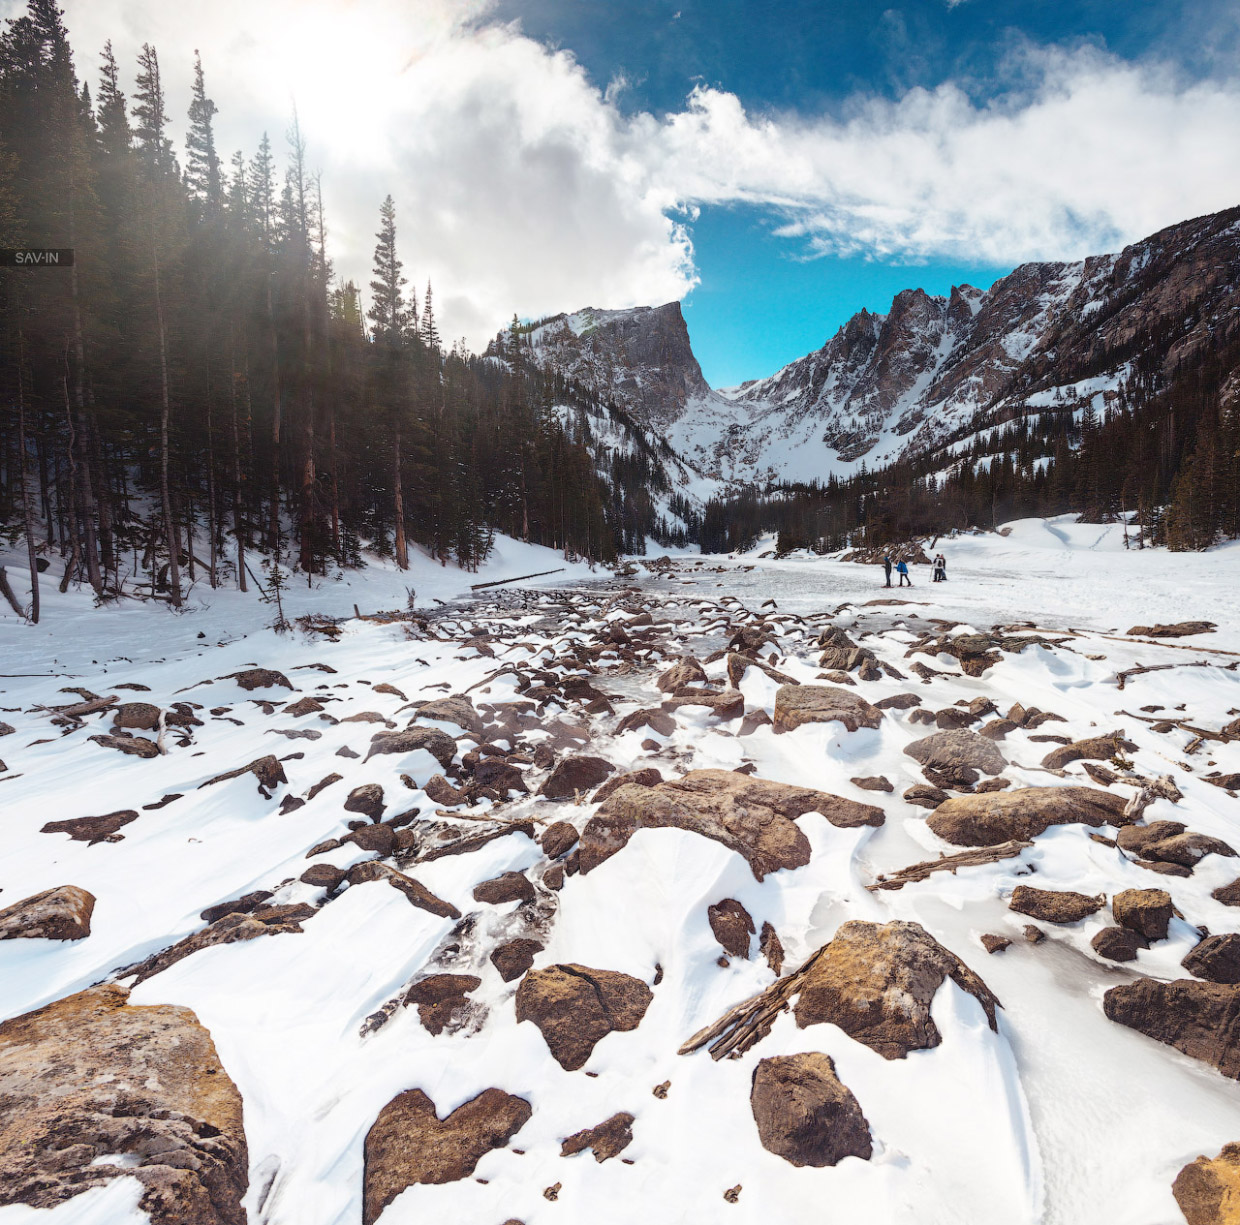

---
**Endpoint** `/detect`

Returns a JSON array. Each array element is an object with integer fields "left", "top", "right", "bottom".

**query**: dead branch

[{"left": 866, "top": 840, "right": 1033, "bottom": 892}]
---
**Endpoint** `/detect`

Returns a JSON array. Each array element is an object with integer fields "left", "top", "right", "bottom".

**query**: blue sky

[{"left": 488, "top": 0, "right": 1240, "bottom": 385}]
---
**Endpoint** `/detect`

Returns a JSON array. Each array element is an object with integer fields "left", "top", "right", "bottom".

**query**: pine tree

[
  {"left": 185, "top": 50, "right": 221, "bottom": 212},
  {"left": 133, "top": 43, "right": 175, "bottom": 178}
]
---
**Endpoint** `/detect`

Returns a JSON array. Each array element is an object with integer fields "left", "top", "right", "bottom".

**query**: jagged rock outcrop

[{"left": 1173, "top": 1142, "right": 1240, "bottom": 1224}]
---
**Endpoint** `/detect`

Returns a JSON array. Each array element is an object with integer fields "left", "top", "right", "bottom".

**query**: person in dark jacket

[
  {"left": 883, "top": 554, "right": 893, "bottom": 587},
  {"left": 896, "top": 559, "right": 911, "bottom": 586},
  {"left": 933, "top": 553, "right": 947, "bottom": 582}
]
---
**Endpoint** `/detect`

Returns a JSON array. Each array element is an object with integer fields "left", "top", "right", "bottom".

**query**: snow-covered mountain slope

[
  {"left": 3, "top": 524, "right": 1240, "bottom": 1225},
  {"left": 510, "top": 205, "right": 1240, "bottom": 486}
]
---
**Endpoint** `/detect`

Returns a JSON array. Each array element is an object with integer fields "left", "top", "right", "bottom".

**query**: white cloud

[{"left": 26, "top": 1, "right": 1240, "bottom": 349}]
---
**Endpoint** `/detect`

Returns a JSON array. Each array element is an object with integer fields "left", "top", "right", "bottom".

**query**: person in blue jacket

[{"left": 896, "top": 559, "right": 912, "bottom": 586}]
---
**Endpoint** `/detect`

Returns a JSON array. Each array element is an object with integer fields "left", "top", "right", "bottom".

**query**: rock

[
  {"left": 1128, "top": 621, "right": 1216, "bottom": 638},
  {"left": 874, "top": 693, "right": 922, "bottom": 711},
  {"left": 904, "top": 729, "right": 1005, "bottom": 786},
  {"left": 474, "top": 758, "right": 529, "bottom": 795},
  {"left": 739, "top": 708, "right": 773, "bottom": 735},
  {"left": 424, "top": 774, "right": 467, "bottom": 806},
  {"left": 0, "top": 721, "right": 13, "bottom": 736},
  {"left": 88, "top": 733, "right": 160, "bottom": 758},
  {"left": 724, "top": 1185, "right": 741, "bottom": 1203},
  {"left": 1183, "top": 935, "right": 1240, "bottom": 984},
  {"left": 1092, "top": 926, "right": 1146, "bottom": 962},
  {"left": 560, "top": 1112, "right": 635, "bottom": 1162},
  {"left": 1023, "top": 925, "right": 1045, "bottom": 944},
  {"left": 750, "top": 1052, "right": 872, "bottom": 1168},
  {"left": 0, "top": 886, "right": 95, "bottom": 941},
  {"left": 373, "top": 682, "right": 407, "bottom": 699},
  {"left": 1117, "top": 821, "right": 1236, "bottom": 869},
  {"left": 404, "top": 974, "right": 482, "bottom": 1035},
  {"left": 363, "top": 1088, "right": 531, "bottom": 1224},
  {"left": 980, "top": 718, "right": 1018, "bottom": 741},
  {"left": 583, "top": 769, "right": 882, "bottom": 880},
  {"left": 794, "top": 920, "right": 1000, "bottom": 1059},
  {"left": 1112, "top": 888, "right": 1174, "bottom": 940},
  {"left": 365, "top": 727, "right": 457, "bottom": 768},
  {"left": 199, "top": 754, "right": 288, "bottom": 792},
  {"left": 473, "top": 872, "right": 535, "bottom": 905},
  {"left": 347, "top": 862, "right": 460, "bottom": 918},
  {"left": 415, "top": 695, "right": 483, "bottom": 735},
  {"left": 300, "top": 864, "right": 346, "bottom": 891},
  {"left": 344, "top": 783, "right": 386, "bottom": 821},
  {"left": 760, "top": 921, "right": 785, "bottom": 974},
  {"left": 283, "top": 696, "right": 325, "bottom": 716},
  {"left": 657, "top": 657, "right": 708, "bottom": 692},
  {"left": 491, "top": 938, "right": 544, "bottom": 983},
  {"left": 1041, "top": 733, "right": 1138, "bottom": 770},
  {"left": 540, "top": 821, "right": 579, "bottom": 859},
  {"left": 200, "top": 890, "right": 274, "bottom": 923},
  {"left": 934, "top": 706, "right": 980, "bottom": 730},
  {"left": 851, "top": 775, "right": 893, "bottom": 792},
  {"left": 111, "top": 702, "right": 162, "bottom": 731},
  {"left": 540, "top": 755, "right": 616, "bottom": 799},
  {"left": 1173, "top": 1142, "right": 1240, "bottom": 1225},
  {"left": 903, "top": 783, "right": 949, "bottom": 809},
  {"left": 41, "top": 810, "right": 138, "bottom": 844},
  {"left": 615, "top": 707, "right": 677, "bottom": 737},
  {"left": 1008, "top": 885, "right": 1104, "bottom": 924},
  {"left": 1104, "top": 978, "right": 1240, "bottom": 1078},
  {"left": 515, "top": 964, "right": 653, "bottom": 1070},
  {"left": 1215, "top": 880, "right": 1240, "bottom": 907},
  {"left": 592, "top": 767, "right": 663, "bottom": 803},
  {"left": 306, "top": 772, "right": 343, "bottom": 801},
  {"left": 346, "top": 823, "right": 397, "bottom": 855},
  {"left": 772, "top": 684, "right": 882, "bottom": 733},
  {"left": 662, "top": 689, "right": 745, "bottom": 720},
  {"left": 0, "top": 985, "right": 247, "bottom": 1224},
  {"left": 708, "top": 898, "right": 755, "bottom": 958},
  {"left": 336, "top": 745, "right": 360, "bottom": 759},
  {"left": 927, "top": 786, "right": 1128, "bottom": 847},
  {"left": 981, "top": 934, "right": 1012, "bottom": 954},
  {"left": 228, "top": 667, "right": 292, "bottom": 690}
]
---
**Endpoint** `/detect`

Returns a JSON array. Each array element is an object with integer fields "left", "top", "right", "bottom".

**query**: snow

[{"left": 3, "top": 521, "right": 1240, "bottom": 1225}]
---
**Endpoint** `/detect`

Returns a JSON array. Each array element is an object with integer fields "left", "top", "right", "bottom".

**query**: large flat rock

[
  {"left": 927, "top": 786, "right": 1128, "bottom": 847},
  {"left": 0, "top": 885, "right": 95, "bottom": 941},
  {"left": 773, "top": 685, "right": 883, "bottom": 734}
]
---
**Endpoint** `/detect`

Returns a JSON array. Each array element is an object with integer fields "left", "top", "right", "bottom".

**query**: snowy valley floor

[{"left": 2, "top": 518, "right": 1240, "bottom": 1225}]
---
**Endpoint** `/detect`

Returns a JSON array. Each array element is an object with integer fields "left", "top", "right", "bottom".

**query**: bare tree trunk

[
  {"left": 230, "top": 331, "right": 247, "bottom": 593},
  {"left": 17, "top": 332, "right": 39, "bottom": 623},
  {"left": 393, "top": 420, "right": 408, "bottom": 569},
  {"left": 59, "top": 361, "right": 81, "bottom": 594},
  {"left": 329, "top": 409, "right": 340, "bottom": 560},
  {"left": 153, "top": 247, "right": 182, "bottom": 607},
  {"left": 267, "top": 276, "right": 282, "bottom": 555}
]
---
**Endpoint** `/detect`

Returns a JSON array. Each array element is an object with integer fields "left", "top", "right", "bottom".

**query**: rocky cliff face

[{"left": 512, "top": 205, "right": 1240, "bottom": 485}]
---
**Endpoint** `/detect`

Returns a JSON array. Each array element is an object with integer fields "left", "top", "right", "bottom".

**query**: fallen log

[
  {"left": 1116, "top": 660, "right": 1211, "bottom": 690},
  {"left": 1118, "top": 709, "right": 1239, "bottom": 745},
  {"left": 470, "top": 568, "right": 564, "bottom": 591},
  {"left": 866, "top": 840, "right": 1033, "bottom": 892}
]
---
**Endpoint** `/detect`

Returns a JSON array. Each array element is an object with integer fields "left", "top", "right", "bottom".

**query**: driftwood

[
  {"left": 866, "top": 840, "right": 1033, "bottom": 892},
  {"left": 1123, "top": 774, "right": 1183, "bottom": 821},
  {"left": 1116, "top": 660, "right": 1212, "bottom": 690},
  {"left": 470, "top": 568, "right": 564, "bottom": 591},
  {"left": 1118, "top": 709, "right": 1239, "bottom": 745},
  {"left": 34, "top": 695, "right": 117, "bottom": 719}
]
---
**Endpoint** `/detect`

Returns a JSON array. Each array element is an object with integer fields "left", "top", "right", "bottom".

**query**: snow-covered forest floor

[{"left": 3, "top": 517, "right": 1240, "bottom": 1225}]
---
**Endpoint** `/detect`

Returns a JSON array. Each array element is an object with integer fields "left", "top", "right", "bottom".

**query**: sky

[{"left": 17, "top": 0, "right": 1240, "bottom": 386}]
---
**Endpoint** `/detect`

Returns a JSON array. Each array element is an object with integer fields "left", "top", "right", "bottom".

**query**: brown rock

[
  {"left": 473, "top": 872, "right": 535, "bottom": 905},
  {"left": 794, "top": 920, "right": 1000, "bottom": 1058},
  {"left": 540, "top": 821, "right": 579, "bottom": 858},
  {"left": 903, "top": 783, "right": 950, "bottom": 809},
  {"left": 200, "top": 890, "right": 273, "bottom": 923},
  {"left": 1117, "top": 821, "right": 1236, "bottom": 869},
  {"left": 229, "top": 667, "right": 292, "bottom": 690},
  {"left": 592, "top": 767, "right": 663, "bottom": 803},
  {"left": 1041, "top": 732, "right": 1138, "bottom": 770},
  {"left": 300, "top": 864, "right": 346, "bottom": 891},
  {"left": 306, "top": 772, "right": 343, "bottom": 801},
  {"left": 347, "top": 862, "right": 460, "bottom": 919},
  {"left": 199, "top": 754, "right": 288, "bottom": 792},
  {"left": 904, "top": 729, "right": 1005, "bottom": 786},
  {"left": 560, "top": 1112, "right": 635, "bottom": 1162},
  {"left": 750, "top": 1052, "right": 872, "bottom": 1167},
  {"left": 662, "top": 689, "right": 745, "bottom": 720},
  {"left": 1008, "top": 885, "right": 1104, "bottom": 925},
  {"left": 583, "top": 768, "right": 882, "bottom": 880},
  {"left": 981, "top": 934, "right": 1012, "bottom": 954},
  {"left": 0, "top": 886, "right": 95, "bottom": 941},
  {"left": 346, "top": 823, "right": 397, "bottom": 855},
  {"left": 760, "top": 921, "right": 785, "bottom": 974},
  {"left": 1092, "top": 926, "right": 1146, "bottom": 962},
  {"left": 344, "top": 783, "right": 386, "bottom": 821},
  {"left": 415, "top": 695, "right": 483, "bottom": 735},
  {"left": 1023, "top": 925, "right": 1045, "bottom": 944},
  {"left": 851, "top": 775, "right": 893, "bottom": 792},
  {"left": 540, "top": 755, "right": 616, "bottom": 799},
  {"left": 1215, "top": 880, "right": 1240, "bottom": 907},
  {"left": 491, "top": 938, "right": 544, "bottom": 982},
  {"left": 1128, "top": 621, "right": 1216, "bottom": 638},
  {"left": 404, "top": 974, "right": 482, "bottom": 1035},
  {"left": 363, "top": 1087, "right": 531, "bottom": 1224},
  {"left": 1104, "top": 978, "right": 1240, "bottom": 1077},
  {"left": 41, "top": 810, "right": 138, "bottom": 844},
  {"left": 708, "top": 898, "right": 755, "bottom": 958},
  {"left": 474, "top": 759, "right": 529, "bottom": 795},
  {"left": 1183, "top": 935, "right": 1240, "bottom": 984},
  {"left": 365, "top": 727, "right": 457, "bottom": 768},
  {"left": 1173, "top": 1142, "right": 1240, "bottom": 1225},
  {"left": 283, "top": 696, "right": 325, "bottom": 716},
  {"left": 980, "top": 718, "right": 1018, "bottom": 741},
  {"left": 0, "top": 985, "right": 247, "bottom": 1224},
  {"left": 111, "top": 701, "right": 162, "bottom": 730},
  {"left": 874, "top": 693, "right": 922, "bottom": 711},
  {"left": 773, "top": 684, "right": 882, "bottom": 734},
  {"left": 424, "top": 774, "right": 467, "bottom": 806},
  {"left": 739, "top": 709, "right": 773, "bottom": 736},
  {"left": 615, "top": 708, "right": 677, "bottom": 737},
  {"left": 657, "top": 657, "right": 709, "bottom": 693},
  {"left": 927, "top": 786, "right": 1128, "bottom": 847},
  {"left": 1112, "top": 888, "right": 1173, "bottom": 940},
  {"left": 515, "top": 964, "right": 653, "bottom": 1070},
  {"left": 88, "top": 733, "right": 160, "bottom": 758}
]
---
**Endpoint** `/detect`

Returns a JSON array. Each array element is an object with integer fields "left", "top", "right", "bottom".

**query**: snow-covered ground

[{"left": 2, "top": 519, "right": 1239, "bottom": 1225}]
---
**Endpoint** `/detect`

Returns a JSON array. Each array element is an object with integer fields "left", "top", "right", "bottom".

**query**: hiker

[
  {"left": 896, "top": 559, "right": 911, "bottom": 587},
  {"left": 882, "top": 554, "right": 893, "bottom": 587},
  {"left": 933, "top": 553, "right": 947, "bottom": 582}
]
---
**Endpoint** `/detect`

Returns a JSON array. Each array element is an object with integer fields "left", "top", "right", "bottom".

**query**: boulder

[
  {"left": 228, "top": 667, "right": 292, "bottom": 690},
  {"left": 540, "top": 821, "right": 579, "bottom": 859},
  {"left": 283, "top": 696, "right": 325, "bottom": 717},
  {"left": 200, "top": 890, "right": 273, "bottom": 923},
  {"left": 708, "top": 898, "right": 755, "bottom": 959},
  {"left": 491, "top": 938, "right": 544, "bottom": 983},
  {"left": 473, "top": 871, "right": 535, "bottom": 905},
  {"left": 300, "top": 864, "right": 346, "bottom": 891},
  {"left": 346, "top": 862, "right": 460, "bottom": 919},
  {"left": 1041, "top": 733, "right": 1137, "bottom": 770},
  {"left": 404, "top": 974, "right": 482, "bottom": 1035},
  {"left": 424, "top": 774, "right": 467, "bottom": 806},
  {"left": 761, "top": 922, "right": 785, "bottom": 974},
  {"left": 1092, "top": 926, "right": 1146, "bottom": 962},
  {"left": 874, "top": 693, "right": 922, "bottom": 711},
  {"left": 903, "top": 783, "right": 949, "bottom": 810},
  {"left": 794, "top": 920, "right": 1000, "bottom": 1059},
  {"left": 346, "top": 823, "right": 397, "bottom": 855},
  {"left": 773, "top": 685, "right": 882, "bottom": 734},
  {"left": 1184, "top": 935, "right": 1240, "bottom": 985},
  {"left": 592, "top": 767, "right": 663, "bottom": 803},
  {"left": 344, "top": 783, "right": 386, "bottom": 821},
  {"left": 1128, "top": 621, "right": 1216, "bottom": 638},
  {"left": 615, "top": 707, "right": 677, "bottom": 737},
  {"left": 904, "top": 730, "right": 1005, "bottom": 787},
  {"left": 0, "top": 984, "right": 247, "bottom": 1224},
  {"left": 515, "top": 964, "right": 653, "bottom": 1070},
  {"left": 851, "top": 775, "right": 893, "bottom": 793},
  {"left": 199, "top": 754, "right": 288, "bottom": 791},
  {"left": 540, "top": 755, "right": 615, "bottom": 799},
  {"left": 1112, "top": 888, "right": 1173, "bottom": 940},
  {"left": 1174, "top": 1142, "right": 1240, "bottom": 1225},
  {"left": 88, "top": 733, "right": 160, "bottom": 758},
  {"left": 1117, "top": 821, "right": 1236, "bottom": 869},
  {"left": 111, "top": 702, "right": 162, "bottom": 731},
  {"left": 0, "top": 885, "right": 95, "bottom": 941},
  {"left": 927, "top": 786, "right": 1128, "bottom": 847},
  {"left": 662, "top": 689, "right": 745, "bottom": 720},
  {"left": 414, "top": 695, "right": 483, "bottom": 735},
  {"left": 1215, "top": 880, "right": 1240, "bottom": 907},
  {"left": 363, "top": 1088, "right": 531, "bottom": 1224},
  {"left": 1008, "top": 885, "right": 1104, "bottom": 924},
  {"left": 582, "top": 769, "right": 882, "bottom": 880},
  {"left": 474, "top": 758, "right": 529, "bottom": 795},
  {"left": 1104, "top": 978, "right": 1240, "bottom": 1078},
  {"left": 365, "top": 727, "right": 457, "bottom": 768},
  {"left": 560, "top": 1112, "right": 635, "bottom": 1163},
  {"left": 750, "top": 1052, "right": 872, "bottom": 1167},
  {"left": 40, "top": 810, "right": 137, "bottom": 845},
  {"left": 656, "top": 657, "right": 708, "bottom": 693}
]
